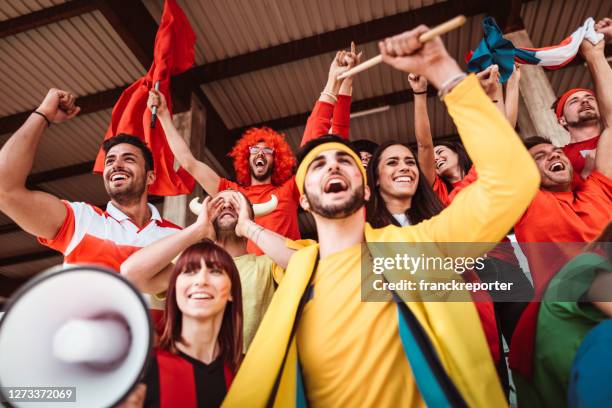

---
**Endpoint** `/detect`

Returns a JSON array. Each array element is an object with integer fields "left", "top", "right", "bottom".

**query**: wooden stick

[{"left": 337, "top": 15, "right": 466, "bottom": 80}]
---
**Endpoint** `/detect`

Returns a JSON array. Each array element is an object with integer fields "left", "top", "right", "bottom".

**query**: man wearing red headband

[{"left": 554, "top": 19, "right": 612, "bottom": 187}]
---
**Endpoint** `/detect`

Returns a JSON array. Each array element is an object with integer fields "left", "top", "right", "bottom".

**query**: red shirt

[
  {"left": 510, "top": 171, "right": 611, "bottom": 380},
  {"left": 563, "top": 135, "right": 599, "bottom": 188},
  {"left": 38, "top": 201, "right": 181, "bottom": 272},
  {"left": 515, "top": 170, "right": 612, "bottom": 292}
]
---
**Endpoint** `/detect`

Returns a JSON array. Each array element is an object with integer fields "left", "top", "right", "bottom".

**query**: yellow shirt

[
  {"left": 297, "top": 244, "right": 425, "bottom": 408},
  {"left": 234, "top": 254, "right": 284, "bottom": 350}
]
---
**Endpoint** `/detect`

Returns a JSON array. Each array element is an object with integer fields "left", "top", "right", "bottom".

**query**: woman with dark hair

[
  {"left": 142, "top": 240, "right": 243, "bottom": 408},
  {"left": 365, "top": 140, "right": 445, "bottom": 228},
  {"left": 433, "top": 140, "right": 473, "bottom": 199},
  {"left": 407, "top": 71, "right": 531, "bottom": 397}
]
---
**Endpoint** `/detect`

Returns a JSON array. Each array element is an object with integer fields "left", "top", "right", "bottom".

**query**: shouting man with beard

[
  {"left": 553, "top": 18, "right": 612, "bottom": 186},
  {"left": 0, "top": 89, "right": 181, "bottom": 272},
  {"left": 148, "top": 48, "right": 360, "bottom": 255},
  {"left": 223, "top": 23, "right": 540, "bottom": 408}
]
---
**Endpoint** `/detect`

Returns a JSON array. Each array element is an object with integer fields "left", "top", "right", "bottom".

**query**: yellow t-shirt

[
  {"left": 234, "top": 254, "right": 284, "bottom": 350},
  {"left": 296, "top": 244, "right": 425, "bottom": 408}
]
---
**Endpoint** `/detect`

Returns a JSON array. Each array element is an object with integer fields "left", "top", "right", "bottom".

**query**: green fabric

[{"left": 531, "top": 253, "right": 612, "bottom": 408}]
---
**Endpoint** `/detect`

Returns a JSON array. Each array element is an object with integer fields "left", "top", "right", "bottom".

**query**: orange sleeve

[
  {"left": 300, "top": 100, "right": 334, "bottom": 147},
  {"left": 37, "top": 200, "right": 76, "bottom": 254}
]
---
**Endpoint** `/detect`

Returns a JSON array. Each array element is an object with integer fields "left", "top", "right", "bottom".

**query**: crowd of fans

[{"left": 0, "top": 16, "right": 611, "bottom": 408}]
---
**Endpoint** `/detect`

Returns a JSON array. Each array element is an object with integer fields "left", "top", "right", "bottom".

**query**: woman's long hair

[
  {"left": 435, "top": 140, "right": 472, "bottom": 193},
  {"left": 159, "top": 239, "right": 243, "bottom": 372},
  {"left": 366, "top": 140, "right": 445, "bottom": 228}
]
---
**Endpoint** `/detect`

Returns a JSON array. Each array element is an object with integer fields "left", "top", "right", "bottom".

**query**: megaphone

[{"left": 0, "top": 265, "right": 152, "bottom": 407}]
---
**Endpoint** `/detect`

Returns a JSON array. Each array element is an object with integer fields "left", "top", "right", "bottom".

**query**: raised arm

[
  {"left": 301, "top": 47, "right": 360, "bottom": 146},
  {"left": 332, "top": 42, "right": 362, "bottom": 138},
  {"left": 408, "top": 73, "right": 436, "bottom": 185},
  {"left": 121, "top": 196, "right": 221, "bottom": 294},
  {"left": 504, "top": 64, "right": 521, "bottom": 128},
  {"left": 476, "top": 64, "right": 506, "bottom": 118},
  {"left": 379, "top": 25, "right": 539, "bottom": 248},
  {"left": 0, "top": 89, "right": 80, "bottom": 239},
  {"left": 148, "top": 90, "right": 220, "bottom": 195},
  {"left": 231, "top": 192, "right": 295, "bottom": 269},
  {"left": 586, "top": 18, "right": 612, "bottom": 127}
]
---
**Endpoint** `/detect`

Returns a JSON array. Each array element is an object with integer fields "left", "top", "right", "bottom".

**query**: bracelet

[
  {"left": 33, "top": 111, "right": 51, "bottom": 128},
  {"left": 438, "top": 73, "right": 467, "bottom": 101},
  {"left": 413, "top": 90, "right": 428, "bottom": 95},
  {"left": 320, "top": 90, "right": 338, "bottom": 103}
]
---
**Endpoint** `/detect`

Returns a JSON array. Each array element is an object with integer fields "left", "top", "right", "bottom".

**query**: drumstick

[{"left": 337, "top": 15, "right": 466, "bottom": 80}]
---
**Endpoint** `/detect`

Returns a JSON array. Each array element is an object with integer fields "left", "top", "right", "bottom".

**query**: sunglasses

[{"left": 249, "top": 146, "right": 274, "bottom": 155}]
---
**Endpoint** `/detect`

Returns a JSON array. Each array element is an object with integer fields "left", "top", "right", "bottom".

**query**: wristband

[
  {"left": 438, "top": 73, "right": 467, "bottom": 101},
  {"left": 413, "top": 90, "right": 428, "bottom": 95},
  {"left": 33, "top": 111, "right": 51, "bottom": 128},
  {"left": 320, "top": 90, "right": 338, "bottom": 103}
]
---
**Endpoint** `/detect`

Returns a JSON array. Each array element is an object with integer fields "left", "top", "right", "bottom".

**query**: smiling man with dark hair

[{"left": 0, "top": 89, "right": 182, "bottom": 273}]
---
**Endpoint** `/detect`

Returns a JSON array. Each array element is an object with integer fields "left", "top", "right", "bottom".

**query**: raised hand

[
  {"left": 228, "top": 191, "right": 252, "bottom": 238},
  {"left": 147, "top": 88, "right": 170, "bottom": 119},
  {"left": 378, "top": 25, "right": 462, "bottom": 89},
  {"left": 475, "top": 64, "right": 500, "bottom": 98},
  {"left": 595, "top": 17, "right": 612, "bottom": 41},
  {"left": 407, "top": 73, "right": 428, "bottom": 93},
  {"left": 193, "top": 195, "right": 222, "bottom": 241},
  {"left": 36, "top": 89, "right": 81, "bottom": 123}
]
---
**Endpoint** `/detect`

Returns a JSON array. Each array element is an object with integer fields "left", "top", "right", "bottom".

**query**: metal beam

[
  {"left": 0, "top": 86, "right": 126, "bottom": 136},
  {"left": 0, "top": 249, "right": 60, "bottom": 268},
  {"left": 229, "top": 87, "right": 438, "bottom": 137},
  {"left": 185, "top": 0, "right": 489, "bottom": 84},
  {"left": 0, "top": 274, "right": 29, "bottom": 298},
  {"left": 98, "top": 0, "right": 157, "bottom": 68},
  {"left": 488, "top": 0, "right": 525, "bottom": 33},
  {"left": 0, "top": 0, "right": 99, "bottom": 39}
]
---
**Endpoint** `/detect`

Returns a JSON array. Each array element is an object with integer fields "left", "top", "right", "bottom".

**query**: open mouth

[
  {"left": 393, "top": 175, "right": 414, "bottom": 184},
  {"left": 254, "top": 157, "right": 266, "bottom": 169},
  {"left": 324, "top": 177, "right": 348, "bottom": 193},
  {"left": 110, "top": 172, "right": 129, "bottom": 182},
  {"left": 218, "top": 210, "right": 236, "bottom": 219},
  {"left": 189, "top": 292, "right": 213, "bottom": 300},
  {"left": 548, "top": 161, "right": 566, "bottom": 172},
  {"left": 435, "top": 160, "right": 446, "bottom": 169}
]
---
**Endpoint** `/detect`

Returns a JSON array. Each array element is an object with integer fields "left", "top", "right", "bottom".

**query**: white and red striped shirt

[{"left": 38, "top": 200, "right": 181, "bottom": 272}]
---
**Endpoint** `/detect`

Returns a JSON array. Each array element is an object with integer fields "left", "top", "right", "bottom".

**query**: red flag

[{"left": 93, "top": 0, "right": 196, "bottom": 196}]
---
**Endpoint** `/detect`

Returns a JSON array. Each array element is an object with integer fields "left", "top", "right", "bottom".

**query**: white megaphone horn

[
  {"left": 190, "top": 194, "right": 278, "bottom": 218},
  {"left": 0, "top": 266, "right": 152, "bottom": 408}
]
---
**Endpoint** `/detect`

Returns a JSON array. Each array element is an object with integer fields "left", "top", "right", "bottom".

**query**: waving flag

[
  {"left": 467, "top": 17, "right": 604, "bottom": 83},
  {"left": 93, "top": 0, "right": 196, "bottom": 196}
]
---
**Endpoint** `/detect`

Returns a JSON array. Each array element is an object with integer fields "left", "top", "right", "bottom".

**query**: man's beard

[
  {"left": 250, "top": 162, "right": 273, "bottom": 182},
  {"left": 213, "top": 217, "right": 237, "bottom": 238},
  {"left": 568, "top": 110, "right": 599, "bottom": 127},
  {"left": 305, "top": 187, "right": 365, "bottom": 219},
  {"left": 107, "top": 180, "right": 146, "bottom": 206}
]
